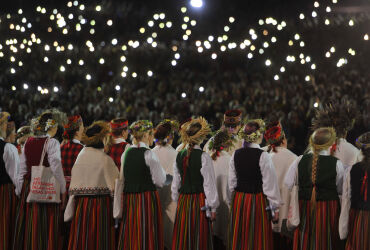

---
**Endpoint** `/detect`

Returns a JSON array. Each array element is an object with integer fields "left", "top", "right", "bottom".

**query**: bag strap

[{"left": 39, "top": 138, "right": 49, "bottom": 166}]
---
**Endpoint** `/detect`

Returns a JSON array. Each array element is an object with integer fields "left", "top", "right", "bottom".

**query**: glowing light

[
  {"left": 67, "top": 59, "right": 72, "bottom": 64},
  {"left": 311, "top": 64, "right": 316, "bottom": 70},
  {"left": 280, "top": 66, "right": 285, "bottom": 72},
  {"left": 79, "top": 59, "right": 84, "bottom": 65},
  {"left": 53, "top": 87, "right": 59, "bottom": 92},
  {"left": 349, "top": 20, "right": 354, "bottom": 26},
  {"left": 175, "top": 53, "right": 180, "bottom": 59},
  {"left": 314, "top": 1, "right": 319, "bottom": 8},
  {"left": 305, "top": 75, "right": 311, "bottom": 81},
  {"left": 299, "top": 13, "right": 305, "bottom": 19},
  {"left": 314, "top": 102, "right": 319, "bottom": 108},
  {"left": 199, "top": 86, "right": 205, "bottom": 92},
  {"left": 294, "top": 34, "right": 300, "bottom": 40},
  {"left": 132, "top": 72, "right": 137, "bottom": 78},
  {"left": 364, "top": 34, "right": 369, "bottom": 40},
  {"left": 271, "top": 37, "right": 277, "bottom": 43},
  {"left": 274, "top": 75, "right": 279, "bottom": 81},
  {"left": 265, "top": 59, "right": 272, "bottom": 66},
  {"left": 190, "top": 20, "right": 196, "bottom": 26},
  {"left": 263, "top": 42, "right": 269, "bottom": 48},
  {"left": 330, "top": 46, "right": 335, "bottom": 53},
  {"left": 220, "top": 45, "right": 226, "bottom": 51},
  {"left": 181, "top": 93, "right": 186, "bottom": 98},
  {"left": 86, "top": 74, "right": 91, "bottom": 80},
  {"left": 111, "top": 38, "right": 118, "bottom": 45},
  {"left": 159, "top": 13, "right": 165, "bottom": 19},
  {"left": 115, "top": 85, "right": 120, "bottom": 91},
  {"left": 208, "top": 36, "right": 214, "bottom": 42},
  {"left": 247, "top": 53, "right": 253, "bottom": 59},
  {"left": 99, "top": 58, "right": 105, "bottom": 64},
  {"left": 109, "top": 97, "right": 114, "bottom": 103},
  {"left": 229, "top": 17, "right": 235, "bottom": 23},
  {"left": 10, "top": 68, "right": 16, "bottom": 74},
  {"left": 120, "top": 56, "right": 126, "bottom": 62},
  {"left": 147, "top": 70, "right": 153, "bottom": 77},
  {"left": 166, "top": 22, "right": 172, "bottom": 28},
  {"left": 148, "top": 20, "right": 154, "bottom": 27},
  {"left": 190, "top": 0, "right": 203, "bottom": 8},
  {"left": 23, "top": 83, "right": 29, "bottom": 89},
  {"left": 60, "top": 65, "right": 65, "bottom": 72},
  {"left": 325, "top": 19, "right": 330, "bottom": 25},
  {"left": 96, "top": 5, "right": 101, "bottom": 11},
  {"left": 181, "top": 7, "right": 187, "bottom": 13},
  {"left": 312, "top": 11, "right": 317, "bottom": 17},
  {"left": 107, "top": 20, "right": 113, "bottom": 26},
  {"left": 12, "top": 86, "right": 16, "bottom": 91},
  {"left": 300, "top": 41, "right": 305, "bottom": 47},
  {"left": 171, "top": 60, "right": 177, "bottom": 66},
  {"left": 326, "top": 6, "right": 331, "bottom": 12},
  {"left": 326, "top": 52, "right": 331, "bottom": 58},
  {"left": 211, "top": 53, "right": 217, "bottom": 59}
]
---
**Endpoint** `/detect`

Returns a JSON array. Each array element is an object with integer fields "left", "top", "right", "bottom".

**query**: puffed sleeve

[
  {"left": 16, "top": 147, "right": 28, "bottom": 196},
  {"left": 201, "top": 152, "right": 219, "bottom": 212},
  {"left": 144, "top": 150, "right": 166, "bottom": 187},
  {"left": 47, "top": 138, "right": 66, "bottom": 193},
  {"left": 284, "top": 155, "right": 303, "bottom": 190},
  {"left": 228, "top": 152, "right": 237, "bottom": 195},
  {"left": 339, "top": 165, "right": 352, "bottom": 239},
  {"left": 3, "top": 143, "right": 20, "bottom": 191},
  {"left": 260, "top": 152, "right": 282, "bottom": 208},
  {"left": 171, "top": 161, "right": 181, "bottom": 202}
]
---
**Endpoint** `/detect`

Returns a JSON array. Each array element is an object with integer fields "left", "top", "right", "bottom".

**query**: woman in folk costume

[
  {"left": 16, "top": 126, "right": 32, "bottom": 155},
  {"left": 61, "top": 115, "right": 84, "bottom": 193},
  {"left": 339, "top": 132, "right": 370, "bottom": 250},
  {"left": 0, "top": 112, "right": 20, "bottom": 250},
  {"left": 312, "top": 99, "right": 361, "bottom": 168},
  {"left": 264, "top": 121, "right": 297, "bottom": 250},
  {"left": 105, "top": 118, "right": 129, "bottom": 171},
  {"left": 204, "top": 109, "right": 243, "bottom": 155},
  {"left": 228, "top": 119, "right": 281, "bottom": 250},
  {"left": 117, "top": 120, "right": 167, "bottom": 250},
  {"left": 176, "top": 118, "right": 192, "bottom": 152},
  {"left": 208, "top": 129, "right": 235, "bottom": 249},
  {"left": 152, "top": 119, "right": 179, "bottom": 249},
  {"left": 14, "top": 110, "right": 67, "bottom": 250},
  {"left": 172, "top": 117, "right": 219, "bottom": 250},
  {"left": 284, "top": 127, "right": 344, "bottom": 250},
  {"left": 67, "top": 121, "right": 119, "bottom": 250}
]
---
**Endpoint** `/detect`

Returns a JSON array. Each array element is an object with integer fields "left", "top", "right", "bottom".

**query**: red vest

[{"left": 24, "top": 137, "right": 49, "bottom": 180}]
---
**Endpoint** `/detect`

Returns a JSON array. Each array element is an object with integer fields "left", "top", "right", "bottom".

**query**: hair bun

[{"left": 86, "top": 125, "right": 102, "bottom": 137}]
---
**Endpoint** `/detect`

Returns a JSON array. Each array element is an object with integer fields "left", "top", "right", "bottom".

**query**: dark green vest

[
  {"left": 123, "top": 147, "right": 156, "bottom": 193},
  {"left": 298, "top": 153, "right": 338, "bottom": 201},
  {"left": 176, "top": 148, "right": 204, "bottom": 194}
]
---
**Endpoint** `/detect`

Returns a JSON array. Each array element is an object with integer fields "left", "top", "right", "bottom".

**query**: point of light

[
  {"left": 23, "top": 83, "right": 29, "bottom": 89},
  {"left": 109, "top": 97, "right": 114, "bottom": 103},
  {"left": 199, "top": 86, "right": 204, "bottom": 92},
  {"left": 147, "top": 70, "right": 153, "bottom": 77},
  {"left": 53, "top": 87, "right": 59, "bottom": 92},
  {"left": 190, "top": 0, "right": 203, "bottom": 8},
  {"left": 115, "top": 85, "right": 120, "bottom": 91},
  {"left": 314, "top": 102, "right": 319, "bottom": 108},
  {"left": 181, "top": 92, "right": 187, "bottom": 98}
]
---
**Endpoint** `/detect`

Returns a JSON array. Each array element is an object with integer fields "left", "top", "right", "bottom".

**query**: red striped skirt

[
  {"left": 13, "top": 180, "right": 61, "bottom": 250},
  {"left": 0, "top": 183, "right": 17, "bottom": 250},
  {"left": 293, "top": 200, "right": 340, "bottom": 250},
  {"left": 228, "top": 192, "right": 273, "bottom": 250},
  {"left": 345, "top": 208, "right": 370, "bottom": 250},
  {"left": 172, "top": 193, "right": 213, "bottom": 250},
  {"left": 68, "top": 195, "right": 115, "bottom": 250},
  {"left": 117, "top": 191, "right": 164, "bottom": 250}
]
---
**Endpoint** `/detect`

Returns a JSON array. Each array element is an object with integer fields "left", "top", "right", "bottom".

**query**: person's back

[{"left": 334, "top": 138, "right": 361, "bottom": 168}]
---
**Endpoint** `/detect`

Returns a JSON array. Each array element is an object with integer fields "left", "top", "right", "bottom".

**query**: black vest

[
  {"left": 234, "top": 147, "right": 263, "bottom": 193},
  {"left": 0, "top": 140, "right": 12, "bottom": 185},
  {"left": 350, "top": 163, "right": 370, "bottom": 211}
]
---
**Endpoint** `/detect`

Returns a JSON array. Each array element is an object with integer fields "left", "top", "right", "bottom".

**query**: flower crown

[
  {"left": 129, "top": 120, "right": 153, "bottom": 133},
  {"left": 64, "top": 115, "right": 82, "bottom": 131},
  {"left": 208, "top": 129, "right": 236, "bottom": 153},
  {"left": 238, "top": 119, "right": 266, "bottom": 143}
]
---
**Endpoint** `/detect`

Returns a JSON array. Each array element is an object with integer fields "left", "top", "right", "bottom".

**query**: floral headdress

[
  {"left": 16, "top": 126, "right": 32, "bottom": 140},
  {"left": 110, "top": 119, "right": 128, "bottom": 131},
  {"left": 180, "top": 116, "right": 211, "bottom": 145},
  {"left": 63, "top": 115, "right": 83, "bottom": 139},
  {"left": 129, "top": 120, "right": 153, "bottom": 134},
  {"left": 264, "top": 121, "right": 285, "bottom": 145},
  {"left": 238, "top": 119, "right": 265, "bottom": 143},
  {"left": 31, "top": 109, "right": 67, "bottom": 135},
  {"left": 154, "top": 119, "right": 179, "bottom": 144},
  {"left": 356, "top": 132, "right": 370, "bottom": 150},
  {"left": 208, "top": 129, "right": 235, "bottom": 159}
]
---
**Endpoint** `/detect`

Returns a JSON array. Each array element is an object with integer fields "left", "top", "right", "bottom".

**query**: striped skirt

[
  {"left": 172, "top": 193, "right": 213, "bottom": 250},
  {"left": 0, "top": 183, "right": 17, "bottom": 250},
  {"left": 345, "top": 209, "right": 370, "bottom": 250},
  {"left": 13, "top": 180, "right": 61, "bottom": 250},
  {"left": 293, "top": 200, "right": 340, "bottom": 250},
  {"left": 228, "top": 192, "right": 273, "bottom": 250},
  {"left": 117, "top": 191, "right": 163, "bottom": 250},
  {"left": 68, "top": 195, "right": 115, "bottom": 250}
]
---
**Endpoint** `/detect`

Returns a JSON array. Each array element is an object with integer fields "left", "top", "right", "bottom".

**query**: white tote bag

[
  {"left": 287, "top": 169, "right": 300, "bottom": 230},
  {"left": 27, "top": 138, "right": 61, "bottom": 203}
]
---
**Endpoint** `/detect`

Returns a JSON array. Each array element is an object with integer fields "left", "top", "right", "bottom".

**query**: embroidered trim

[{"left": 69, "top": 187, "right": 113, "bottom": 196}]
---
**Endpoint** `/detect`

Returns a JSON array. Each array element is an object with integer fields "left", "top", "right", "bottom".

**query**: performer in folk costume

[
  {"left": 208, "top": 129, "right": 235, "bottom": 248},
  {"left": 16, "top": 126, "right": 32, "bottom": 155},
  {"left": 340, "top": 132, "right": 370, "bottom": 250},
  {"left": 105, "top": 118, "right": 129, "bottom": 171},
  {"left": 67, "top": 121, "right": 119, "bottom": 250},
  {"left": 0, "top": 112, "right": 20, "bottom": 250},
  {"left": 285, "top": 127, "right": 344, "bottom": 250},
  {"left": 5, "top": 121, "right": 16, "bottom": 143},
  {"left": 14, "top": 110, "right": 67, "bottom": 250},
  {"left": 204, "top": 109, "right": 243, "bottom": 155},
  {"left": 264, "top": 121, "right": 298, "bottom": 250},
  {"left": 152, "top": 119, "right": 179, "bottom": 249},
  {"left": 312, "top": 99, "right": 361, "bottom": 168},
  {"left": 228, "top": 119, "right": 281, "bottom": 250},
  {"left": 172, "top": 117, "right": 219, "bottom": 250},
  {"left": 176, "top": 118, "right": 192, "bottom": 152},
  {"left": 117, "top": 120, "right": 166, "bottom": 250},
  {"left": 61, "top": 115, "right": 84, "bottom": 192}
]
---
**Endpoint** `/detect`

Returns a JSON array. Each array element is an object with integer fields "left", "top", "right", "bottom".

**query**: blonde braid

[{"left": 310, "top": 150, "right": 319, "bottom": 212}]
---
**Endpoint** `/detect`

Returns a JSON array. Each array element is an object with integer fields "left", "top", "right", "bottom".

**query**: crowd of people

[{"left": 0, "top": 98, "right": 369, "bottom": 250}]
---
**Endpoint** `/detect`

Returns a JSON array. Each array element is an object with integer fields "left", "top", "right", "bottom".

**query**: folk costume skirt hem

[
  {"left": 0, "top": 183, "right": 17, "bottom": 250},
  {"left": 293, "top": 200, "right": 340, "bottom": 250},
  {"left": 345, "top": 208, "right": 370, "bottom": 250},
  {"left": 227, "top": 192, "right": 273, "bottom": 250},
  {"left": 172, "top": 193, "right": 213, "bottom": 250},
  {"left": 68, "top": 195, "right": 115, "bottom": 250},
  {"left": 117, "top": 190, "right": 164, "bottom": 250}
]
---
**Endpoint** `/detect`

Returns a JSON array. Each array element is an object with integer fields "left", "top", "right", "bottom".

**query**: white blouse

[
  {"left": 171, "top": 145, "right": 220, "bottom": 212},
  {"left": 17, "top": 135, "right": 67, "bottom": 195},
  {"left": 333, "top": 138, "right": 361, "bottom": 169},
  {"left": 0, "top": 137, "right": 20, "bottom": 192},
  {"left": 121, "top": 142, "right": 166, "bottom": 187},
  {"left": 284, "top": 149, "right": 345, "bottom": 194},
  {"left": 152, "top": 144, "right": 177, "bottom": 175},
  {"left": 229, "top": 143, "right": 282, "bottom": 208}
]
